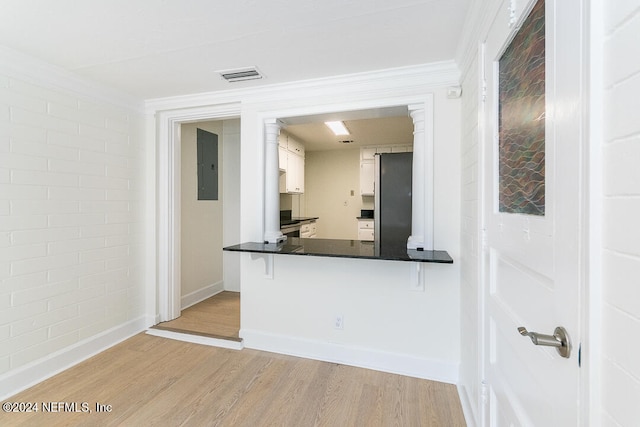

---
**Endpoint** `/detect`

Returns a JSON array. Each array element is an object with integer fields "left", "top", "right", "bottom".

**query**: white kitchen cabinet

[
  {"left": 359, "top": 145, "right": 413, "bottom": 196},
  {"left": 278, "top": 133, "right": 288, "bottom": 149},
  {"left": 360, "top": 161, "right": 375, "bottom": 196},
  {"left": 357, "top": 219, "right": 374, "bottom": 241},
  {"left": 278, "top": 146, "right": 287, "bottom": 171},
  {"left": 285, "top": 152, "right": 304, "bottom": 193},
  {"left": 279, "top": 133, "right": 305, "bottom": 194},
  {"left": 391, "top": 145, "right": 412, "bottom": 153},
  {"left": 286, "top": 136, "right": 305, "bottom": 155},
  {"left": 300, "top": 220, "right": 317, "bottom": 238},
  {"left": 360, "top": 147, "right": 377, "bottom": 161}
]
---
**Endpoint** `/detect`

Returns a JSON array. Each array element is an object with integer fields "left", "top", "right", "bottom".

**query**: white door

[{"left": 482, "top": 0, "right": 584, "bottom": 425}]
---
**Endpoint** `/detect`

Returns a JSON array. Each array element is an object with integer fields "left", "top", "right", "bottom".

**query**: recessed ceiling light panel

[{"left": 325, "top": 121, "right": 350, "bottom": 136}]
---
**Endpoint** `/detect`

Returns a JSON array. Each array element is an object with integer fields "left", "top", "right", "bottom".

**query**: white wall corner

[{"left": 181, "top": 281, "right": 225, "bottom": 310}]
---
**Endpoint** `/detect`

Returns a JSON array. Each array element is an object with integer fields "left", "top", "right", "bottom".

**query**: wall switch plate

[{"left": 334, "top": 314, "right": 344, "bottom": 330}]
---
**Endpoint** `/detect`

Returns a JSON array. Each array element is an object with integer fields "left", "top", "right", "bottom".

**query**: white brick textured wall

[
  {"left": 601, "top": 1, "right": 640, "bottom": 425},
  {"left": 0, "top": 61, "right": 146, "bottom": 375}
]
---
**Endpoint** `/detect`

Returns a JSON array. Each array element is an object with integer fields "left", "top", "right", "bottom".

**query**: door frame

[
  {"left": 156, "top": 104, "right": 241, "bottom": 321},
  {"left": 477, "top": 0, "right": 597, "bottom": 424}
]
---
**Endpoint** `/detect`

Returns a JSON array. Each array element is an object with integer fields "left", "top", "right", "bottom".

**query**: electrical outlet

[{"left": 334, "top": 314, "right": 344, "bottom": 330}]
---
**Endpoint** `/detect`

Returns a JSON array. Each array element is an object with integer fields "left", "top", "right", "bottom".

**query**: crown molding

[
  {"left": 0, "top": 45, "right": 144, "bottom": 113},
  {"left": 145, "top": 61, "right": 461, "bottom": 113}
]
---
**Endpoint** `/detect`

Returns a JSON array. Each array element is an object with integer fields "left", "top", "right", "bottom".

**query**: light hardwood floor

[
  {"left": 152, "top": 291, "right": 241, "bottom": 341},
  {"left": 2, "top": 333, "right": 467, "bottom": 426}
]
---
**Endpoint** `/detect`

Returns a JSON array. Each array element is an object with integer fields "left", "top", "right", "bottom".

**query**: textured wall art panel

[{"left": 498, "top": 0, "right": 546, "bottom": 215}]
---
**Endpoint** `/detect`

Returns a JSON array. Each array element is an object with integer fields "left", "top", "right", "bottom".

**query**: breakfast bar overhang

[{"left": 224, "top": 238, "right": 453, "bottom": 263}]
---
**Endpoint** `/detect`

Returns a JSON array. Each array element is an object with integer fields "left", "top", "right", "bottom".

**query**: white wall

[
  {"left": 180, "top": 121, "right": 224, "bottom": 301},
  {"left": 600, "top": 1, "right": 640, "bottom": 425},
  {"left": 241, "top": 254, "right": 460, "bottom": 381},
  {"left": 305, "top": 148, "right": 361, "bottom": 239},
  {"left": 0, "top": 47, "right": 147, "bottom": 397}
]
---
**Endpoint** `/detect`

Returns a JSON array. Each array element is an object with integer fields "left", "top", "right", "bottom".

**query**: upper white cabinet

[
  {"left": 360, "top": 161, "right": 375, "bottom": 196},
  {"left": 278, "top": 146, "right": 287, "bottom": 171},
  {"left": 279, "top": 133, "right": 305, "bottom": 194},
  {"left": 286, "top": 136, "right": 305, "bottom": 156},
  {"left": 359, "top": 145, "right": 412, "bottom": 196},
  {"left": 360, "top": 147, "right": 377, "bottom": 161},
  {"left": 285, "top": 151, "right": 304, "bottom": 193}
]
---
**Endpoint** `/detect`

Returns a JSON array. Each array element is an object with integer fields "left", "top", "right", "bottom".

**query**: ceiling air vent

[
  {"left": 218, "top": 67, "right": 263, "bottom": 83},
  {"left": 339, "top": 140, "right": 354, "bottom": 144}
]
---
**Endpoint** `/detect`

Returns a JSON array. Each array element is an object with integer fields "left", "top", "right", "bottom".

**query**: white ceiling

[
  {"left": 0, "top": 0, "right": 471, "bottom": 100},
  {"left": 283, "top": 108, "right": 414, "bottom": 151}
]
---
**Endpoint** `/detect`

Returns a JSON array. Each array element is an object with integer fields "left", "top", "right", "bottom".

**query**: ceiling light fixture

[{"left": 325, "top": 121, "right": 350, "bottom": 136}]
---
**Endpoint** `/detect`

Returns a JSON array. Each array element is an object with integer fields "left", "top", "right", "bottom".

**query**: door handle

[{"left": 517, "top": 326, "right": 571, "bottom": 358}]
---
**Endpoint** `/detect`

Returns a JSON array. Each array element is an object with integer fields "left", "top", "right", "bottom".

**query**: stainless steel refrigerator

[{"left": 374, "top": 152, "right": 413, "bottom": 254}]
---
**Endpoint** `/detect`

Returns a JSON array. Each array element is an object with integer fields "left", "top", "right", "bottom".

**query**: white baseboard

[
  {"left": 145, "top": 328, "right": 243, "bottom": 350},
  {"left": 148, "top": 313, "right": 161, "bottom": 326},
  {"left": 457, "top": 383, "right": 478, "bottom": 427},
  {"left": 0, "top": 316, "right": 147, "bottom": 401},
  {"left": 181, "top": 281, "right": 224, "bottom": 310},
  {"left": 240, "top": 329, "right": 459, "bottom": 384}
]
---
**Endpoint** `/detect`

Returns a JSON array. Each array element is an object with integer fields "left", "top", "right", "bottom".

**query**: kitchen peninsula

[{"left": 223, "top": 238, "right": 453, "bottom": 263}]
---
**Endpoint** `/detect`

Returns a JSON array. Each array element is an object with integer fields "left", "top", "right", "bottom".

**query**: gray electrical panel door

[{"left": 197, "top": 128, "right": 218, "bottom": 200}]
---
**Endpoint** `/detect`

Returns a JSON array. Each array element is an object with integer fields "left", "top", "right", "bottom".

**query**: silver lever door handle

[{"left": 518, "top": 326, "right": 571, "bottom": 358}]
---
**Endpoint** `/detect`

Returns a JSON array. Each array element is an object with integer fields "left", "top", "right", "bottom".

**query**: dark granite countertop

[
  {"left": 223, "top": 237, "right": 453, "bottom": 263},
  {"left": 280, "top": 217, "right": 319, "bottom": 227}
]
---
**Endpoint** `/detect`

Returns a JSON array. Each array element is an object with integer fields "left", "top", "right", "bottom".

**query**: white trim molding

[
  {"left": 0, "top": 317, "right": 147, "bottom": 401},
  {"left": 263, "top": 119, "right": 285, "bottom": 244},
  {"left": 155, "top": 104, "right": 241, "bottom": 322},
  {"left": 145, "top": 329, "right": 243, "bottom": 351},
  {"left": 181, "top": 281, "right": 225, "bottom": 310},
  {"left": 457, "top": 384, "right": 478, "bottom": 427},
  {"left": 145, "top": 61, "right": 460, "bottom": 113},
  {"left": 407, "top": 101, "right": 435, "bottom": 250}
]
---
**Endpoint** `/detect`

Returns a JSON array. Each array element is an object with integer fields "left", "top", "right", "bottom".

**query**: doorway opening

[{"left": 152, "top": 109, "right": 242, "bottom": 347}]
